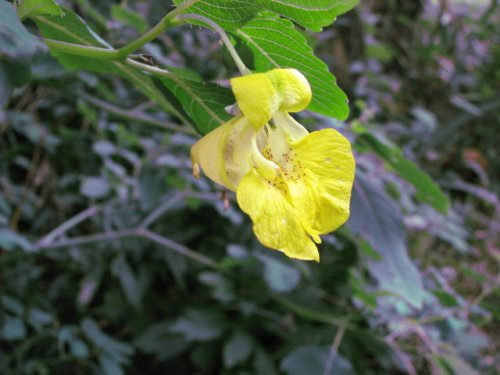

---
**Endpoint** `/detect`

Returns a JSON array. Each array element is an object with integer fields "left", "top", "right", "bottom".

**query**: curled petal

[
  {"left": 236, "top": 169, "right": 320, "bottom": 261},
  {"left": 191, "top": 116, "right": 255, "bottom": 191}
]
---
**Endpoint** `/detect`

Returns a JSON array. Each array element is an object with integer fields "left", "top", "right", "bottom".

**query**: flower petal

[
  {"left": 230, "top": 69, "right": 312, "bottom": 129},
  {"left": 191, "top": 116, "right": 254, "bottom": 191},
  {"left": 292, "top": 128, "right": 356, "bottom": 234},
  {"left": 236, "top": 169, "right": 320, "bottom": 261}
]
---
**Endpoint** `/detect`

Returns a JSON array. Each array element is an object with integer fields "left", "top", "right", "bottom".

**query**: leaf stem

[
  {"left": 125, "top": 58, "right": 173, "bottom": 77},
  {"left": 116, "top": 0, "right": 201, "bottom": 58},
  {"left": 179, "top": 14, "right": 251, "bottom": 75},
  {"left": 43, "top": 39, "right": 120, "bottom": 59}
]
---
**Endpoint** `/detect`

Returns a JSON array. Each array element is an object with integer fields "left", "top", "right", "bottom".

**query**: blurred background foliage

[{"left": 1, "top": 0, "right": 499, "bottom": 374}]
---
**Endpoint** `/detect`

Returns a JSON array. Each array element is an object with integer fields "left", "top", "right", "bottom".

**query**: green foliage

[
  {"left": 33, "top": 8, "right": 178, "bottom": 115},
  {"left": 355, "top": 125, "right": 449, "bottom": 212},
  {"left": 348, "top": 173, "right": 425, "bottom": 308},
  {"left": 161, "top": 76, "right": 234, "bottom": 134},
  {"left": 17, "top": 0, "right": 62, "bottom": 20},
  {"left": 281, "top": 345, "right": 355, "bottom": 375},
  {"left": 235, "top": 12, "right": 349, "bottom": 120},
  {"left": 174, "top": 0, "right": 359, "bottom": 32}
]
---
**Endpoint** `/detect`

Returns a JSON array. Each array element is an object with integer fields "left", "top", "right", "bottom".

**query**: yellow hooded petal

[
  {"left": 191, "top": 116, "right": 255, "bottom": 191},
  {"left": 230, "top": 69, "right": 312, "bottom": 129},
  {"left": 267, "top": 69, "right": 312, "bottom": 113},
  {"left": 236, "top": 169, "right": 320, "bottom": 261}
]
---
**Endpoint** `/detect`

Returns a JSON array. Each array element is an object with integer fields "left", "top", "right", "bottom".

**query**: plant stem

[
  {"left": 323, "top": 323, "right": 346, "bottom": 375},
  {"left": 42, "top": 0, "right": 201, "bottom": 61},
  {"left": 81, "top": 94, "right": 195, "bottom": 134},
  {"left": 116, "top": 0, "right": 201, "bottom": 58},
  {"left": 179, "top": 14, "right": 251, "bottom": 75}
]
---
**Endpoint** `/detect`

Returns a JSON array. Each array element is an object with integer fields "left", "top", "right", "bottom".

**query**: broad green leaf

[
  {"left": 1, "top": 316, "right": 27, "bottom": 341},
  {"left": 135, "top": 322, "right": 189, "bottom": 360},
  {"left": 223, "top": 330, "right": 254, "bottom": 368},
  {"left": 254, "top": 349, "right": 278, "bottom": 375},
  {"left": 161, "top": 76, "right": 234, "bottom": 134},
  {"left": 235, "top": 12, "right": 349, "bottom": 120},
  {"left": 27, "top": 308, "right": 53, "bottom": 331},
  {"left": 0, "top": 228, "right": 33, "bottom": 252},
  {"left": 281, "top": 345, "right": 355, "bottom": 375},
  {"left": 347, "top": 173, "right": 425, "bottom": 308},
  {"left": 111, "top": 255, "right": 142, "bottom": 310},
  {"left": 261, "top": 0, "right": 359, "bottom": 31},
  {"left": 80, "top": 176, "right": 110, "bottom": 199},
  {"left": 0, "top": 34, "right": 33, "bottom": 107},
  {"left": 169, "top": 309, "right": 225, "bottom": 341},
  {"left": 33, "top": 9, "right": 176, "bottom": 115},
  {"left": 257, "top": 253, "right": 301, "bottom": 293},
  {"left": 18, "top": 0, "right": 63, "bottom": 20},
  {"left": 198, "top": 272, "right": 235, "bottom": 302},
  {"left": 81, "top": 318, "right": 133, "bottom": 365},
  {"left": 174, "top": 0, "right": 359, "bottom": 31},
  {"left": 356, "top": 130, "right": 449, "bottom": 212},
  {"left": 0, "top": 0, "right": 41, "bottom": 58}
]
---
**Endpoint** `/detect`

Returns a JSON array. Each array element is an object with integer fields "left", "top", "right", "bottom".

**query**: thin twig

[
  {"left": 35, "top": 204, "right": 103, "bottom": 247},
  {"left": 35, "top": 229, "right": 136, "bottom": 250},
  {"left": 140, "top": 191, "right": 186, "bottom": 228},
  {"left": 81, "top": 93, "right": 195, "bottom": 134},
  {"left": 323, "top": 323, "right": 346, "bottom": 375},
  {"left": 34, "top": 226, "right": 219, "bottom": 270},
  {"left": 385, "top": 337, "right": 418, "bottom": 375},
  {"left": 137, "top": 228, "right": 219, "bottom": 269}
]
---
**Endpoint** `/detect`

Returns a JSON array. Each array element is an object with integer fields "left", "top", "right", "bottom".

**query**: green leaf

[
  {"left": 161, "top": 76, "right": 234, "bottom": 134},
  {"left": 281, "top": 345, "right": 355, "bottom": 375},
  {"left": 223, "top": 330, "right": 254, "bottom": 368},
  {"left": 254, "top": 348, "right": 278, "bottom": 375},
  {"left": 169, "top": 309, "right": 225, "bottom": 342},
  {"left": 198, "top": 272, "right": 235, "bottom": 303},
  {"left": 111, "top": 5, "right": 148, "bottom": 33},
  {"left": 174, "top": 0, "right": 359, "bottom": 31},
  {"left": 0, "top": 59, "right": 32, "bottom": 109},
  {"left": 356, "top": 130, "right": 449, "bottom": 212},
  {"left": 27, "top": 308, "right": 53, "bottom": 331},
  {"left": 260, "top": 0, "right": 359, "bottom": 32},
  {"left": 257, "top": 254, "right": 301, "bottom": 293},
  {"left": 347, "top": 173, "right": 426, "bottom": 308},
  {"left": 432, "top": 290, "right": 459, "bottom": 308},
  {"left": 81, "top": 318, "right": 133, "bottom": 366},
  {"left": 0, "top": 228, "right": 33, "bottom": 252},
  {"left": 33, "top": 9, "right": 176, "bottom": 114},
  {"left": 0, "top": 0, "right": 41, "bottom": 58},
  {"left": 18, "top": 0, "right": 63, "bottom": 20},
  {"left": 1, "top": 316, "right": 27, "bottom": 341},
  {"left": 235, "top": 12, "right": 349, "bottom": 120},
  {"left": 434, "top": 354, "right": 480, "bottom": 375},
  {"left": 111, "top": 255, "right": 142, "bottom": 310},
  {"left": 80, "top": 176, "right": 110, "bottom": 199},
  {"left": 135, "top": 322, "right": 189, "bottom": 360}
]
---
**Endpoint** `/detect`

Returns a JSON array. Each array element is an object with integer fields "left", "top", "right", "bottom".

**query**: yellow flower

[{"left": 191, "top": 69, "right": 355, "bottom": 261}]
